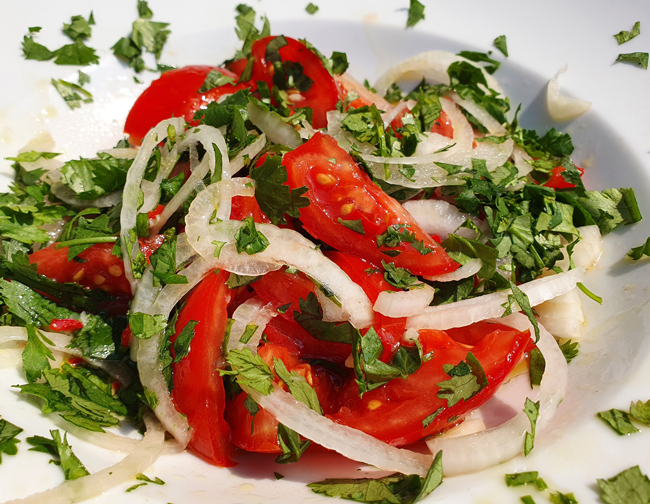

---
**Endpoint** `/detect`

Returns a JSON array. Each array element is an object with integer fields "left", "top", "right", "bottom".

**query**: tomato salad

[{"left": 0, "top": 7, "right": 642, "bottom": 504}]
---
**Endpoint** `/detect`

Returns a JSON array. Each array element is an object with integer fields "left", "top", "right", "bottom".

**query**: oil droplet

[{"left": 239, "top": 483, "right": 254, "bottom": 494}]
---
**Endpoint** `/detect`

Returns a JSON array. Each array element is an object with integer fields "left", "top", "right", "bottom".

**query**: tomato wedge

[
  {"left": 328, "top": 324, "right": 530, "bottom": 445},
  {"left": 124, "top": 65, "right": 249, "bottom": 145},
  {"left": 283, "top": 132, "right": 459, "bottom": 276},
  {"left": 170, "top": 269, "right": 235, "bottom": 466},
  {"left": 250, "top": 36, "right": 339, "bottom": 128}
]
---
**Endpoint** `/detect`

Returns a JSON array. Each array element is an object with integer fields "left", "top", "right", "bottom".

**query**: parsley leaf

[
  {"left": 615, "top": 52, "right": 649, "bottom": 70},
  {"left": 274, "top": 358, "right": 322, "bottom": 414},
  {"left": 53, "top": 40, "right": 99, "bottom": 65},
  {"left": 22, "top": 35, "right": 55, "bottom": 61},
  {"left": 523, "top": 398, "right": 540, "bottom": 456},
  {"left": 597, "top": 409, "right": 639, "bottom": 435},
  {"left": 22, "top": 324, "right": 54, "bottom": 383},
  {"left": 597, "top": 465, "right": 650, "bottom": 504},
  {"left": 150, "top": 232, "right": 188, "bottom": 286},
  {"left": 338, "top": 218, "right": 365, "bottom": 235},
  {"left": 59, "top": 153, "right": 133, "bottom": 200},
  {"left": 276, "top": 423, "right": 311, "bottom": 464},
  {"left": 235, "top": 216, "right": 270, "bottom": 255},
  {"left": 627, "top": 237, "right": 650, "bottom": 260},
  {"left": 222, "top": 347, "right": 275, "bottom": 395},
  {"left": 250, "top": 152, "right": 310, "bottom": 225},
  {"left": 406, "top": 0, "right": 426, "bottom": 28},
  {"left": 27, "top": 430, "right": 89, "bottom": 480},
  {"left": 129, "top": 312, "right": 167, "bottom": 340},
  {"left": 614, "top": 21, "right": 641, "bottom": 45},
  {"left": 493, "top": 35, "right": 508, "bottom": 57},
  {"left": 436, "top": 352, "right": 487, "bottom": 407},
  {"left": 0, "top": 417, "right": 23, "bottom": 463}
]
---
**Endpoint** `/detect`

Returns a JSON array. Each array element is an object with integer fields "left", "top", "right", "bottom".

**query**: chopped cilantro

[
  {"left": 523, "top": 398, "right": 540, "bottom": 456},
  {"left": 62, "top": 14, "right": 94, "bottom": 41},
  {"left": 615, "top": 52, "right": 649, "bottom": 70},
  {"left": 27, "top": 430, "right": 89, "bottom": 480},
  {"left": 234, "top": 217, "right": 270, "bottom": 255},
  {"left": 221, "top": 347, "right": 275, "bottom": 395},
  {"left": 305, "top": 3, "right": 319, "bottom": 14},
  {"left": 406, "top": 0, "right": 426, "bottom": 28},
  {"left": 458, "top": 51, "right": 500, "bottom": 75},
  {"left": 274, "top": 358, "right": 323, "bottom": 414},
  {"left": 22, "top": 35, "right": 55, "bottom": 61},
  {"left": 276, "top": 423, "right": 311, "bottom": 464},
  {"left": 597, "top": 409, "right": 639, "bottom": 435},
  {"left": 381, "top": 261, "right": 419, "bottom": 290},
  {"left": 338, "top": 218, "right": 365, "bottom": 235},
  {"left": 559, "top": 340, "right": 580, "bottom": 363},
  {"left": 493, "top": 35, "right": 508, "bottom": 57},
  {"left": 629, "top": 400, "right": 650, "bottom": 426},
  {"left": 528, "top": 347, "right": 545, "bottom": 387},
  {"left": 505, "top": 471, "right": 547, "bottom": 490},
  {"left": 59, "top": 153, "right": 133, "bottom": 199},
  {"left": 597, "top": 465, "right": 650, "bottom": 504},
  {"left": 436, "top": 352, "right": 487, "bottom": 407},
  {"left": 51, "top": 79, "right": 93, "bottom": 109},
  {"left": 422, "top": 407, "right": 444, "bottom": 429},
  {"left": 502, "top": 281, "right": 540, "bottom": 343},
  {"left": 627, "top": 237, "right": 650, "bottom": 260},
  {"left": 226, "top": 273, "right": 260, "bottom": 289},
  {"left": 23, "top": 324, "right": 54, "bottom": 383},
  {"left": 613, "top": 21, "right": 641, "bottom": 45},
  {"left": 173, "top": 320, "right": 199, "bottom": 363},
  {"left": 0, "top": 417, "right": 23, "bottom": 463},
  {"left": 293, "top": 292, "right": 356, "bottom": 344},
  {"left": 198, "top": 69, "right": 235, "bottom": 93},
  {"left": 549, "top": 492, "right": 578, "bottom": 504},
  {"left": 129, "top": 312, "right": 167, "bottom": 340}
]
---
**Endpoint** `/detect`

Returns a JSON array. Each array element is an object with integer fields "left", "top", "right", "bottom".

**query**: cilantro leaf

[
  {"left": 137, "top": 1, "right": 154, "bottom": 18},
  {"left": 549, "top": 492, "right": 578, "bottom": 504},
  {"left": 505, "top": 472, "right": 548, "bottom": 490},
  {"left": 615, "top": 52, "right": 649, "bottom": 70},
  {"left": 0, "top": 417, "right": 23, "bottom": 463},
  {"left": 27, "top": 430, "right": 89, "bottom": 480},
  {"left": 22, "top": 35, "right": 55, "bottom": 61},
  {"left": 436, "top": 352, "right": 487, "bottom": 407},
  {"left": 493, "top": 35, "right": 508, "bottom": 57},
  {"left": 629, "top": 400, "right": 650, "bottom": 426},
  {"left": 129, "top": 312, "right": 167, "bottom": 340},
  {"left": 571, "top": 188, "right": 642, "bottom": 235},
  {"left": 305, "top": 3, "right": 319, "bottom": 15},
  {"left": 250, "top": 154, "right": 310, "bottom": 225},
  {"left": 503, "top": 281, "right": 540, "bottom": 343},
  {"left": 62, "top": 14, "right": 94, "bottom": 41},
  {"left": 222, "top": 347, "right": 275, "bottom": 395},
  {"left": 274, "top": 358, "right": 322, "bottom": 414},
  {"left": 597, "top": 465, "right": 650, "bottom": 504},
  {"left": 173, "top": 320, "right": 198, "bottom": 363},
  {"left": 559, "top": 340, "right": 579, "bottom": 363},
  {"left": 338, "top": 218, "right": 365, "bottom": 235},
  {"left": 276, "top": 423, "right": 311, "bottom": 464},
  {"left": 231, "top": 4, "right": 270, "bottom": 61},
  {"left": 382, "top": 261, "right": 419, "bottom": 290},
  {"left": 293, "top": 292, "right": 356, "bottom": 344},
  {"left": 198, "top": 69, "right": 235, "bottom": 93},
  {"left": 150, "top": 232, "right": 188, "bottom": 286},
  {"left": 22, "top": 324, "right": 54, "bottom": 383},
  {"left": 523, "top": 398, "right": 540, "bottom": 456},
  {"left": 60, "top": 153, "right": 133, "bottom": 200},
  {"left": 613, "top": 21, "right": 641, "bottom": 45},
  {"left": 458, "top": 51, "right": 500, "bottom": 75},
  {"left": 235, "top": 217, "right": 270, "bottom": 255},
  {"left": 597, "top": 409, "right": 639, "bottom": 435},
  {"left": 53, "top": 40, "right": 99, "bottom": 65},
  {"left": 51, "top": 79, "right": 93, "bottom": 109},
  {"left": 528, "top": 347, "right": 545, "bottom": 387},
  {"left": 406, "top": 0, "right": 425, "bottom": 28},
  {"left": 627, "top": 237, "right": 650, "bottom": 260}
]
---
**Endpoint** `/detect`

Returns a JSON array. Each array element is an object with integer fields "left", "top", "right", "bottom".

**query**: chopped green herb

[
  {"left": 597, "top": 409, "right": 639, "bottom": 435},
  {"left": 235, "top": 217, "right": 270, "bottom": 255},
  {"left": 436, "top": 352, "right": 487, "bottom": 407},
  {"left": 0, "top": 417, "right": 23, "bottom": 463},
  {"left": 129, "top": 312, "right": 167, "bottom": 340},
  {"left": 305, "top": 3, "right": 319, "bottom": 14},
  {"left": 523, "top": 398, "right": 540, "bottom": 456},
  {"left": 615, "top": 52, "right": 649, "bottom": 70},
  {"left": 597, "top": 465, "right": 650, "bottom": 504},
  {"left": 613, "top": 21, "right": 641, "bottom": 45},
  {"left": 276, "top": 423, "right": 311, "bottom": 464},
  {"left": 274, "top": 358, "right": 323, "bottom": 414},
  {"left": 549, "top": 491, "right": 578, "bottom": 504},
  {"left": 338, "top": 218, "right": 365, "bottom": 235},
  {"left": 51, "top": 79, "right": 93, "bottom": 109},
  {"left": 629, "top": 399, "right": 650, "bottom": 426},
  {"left": 559, "top": 340, "right": 580, "bottom": 363},
  {"left": 173, "top": 320, "right": 199, "bottom": 363},
  {"left": 528, "top": 347, "right": 545, "bottom": 387},
  {"left": 27, "top": 430, "right": 89, "bottom": 480},
  {"left": 626, "top": 237, "right": 650, "bottom": 260},
  {"left": 406, "top": 0, "right": 425, "bottom": 28},
  {"left": 222, "top": 348, "right": 274, "bottom": 395},
  {"left": 62, "top": 14, "right": 94, "bottom": 41},
  {"left": 493, "top": 35, "right": 508, "bottom": 57},
  {"left": 198, "top": 69, "right": 235, "bottom": 93}
]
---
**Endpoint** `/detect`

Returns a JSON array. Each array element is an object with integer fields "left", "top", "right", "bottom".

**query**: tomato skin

[
  {"left": 170, "top": 269, "right": 235, "bottom": 467},
  {"left": 430, "top": 109, "right": 454, "bottom": 138},
  {"left": 250, "top": 36, "right": 339, "bottom": 128},
  {"left": 124, "top": 66, "right": 248, "bottom": 145},
  {"left": 49, "top": 318, "right": 84, "bottom": 332},
  {"left": 226, "top": 392, "right": 281, "bottom": 453},
  {"left": 329, "top": 326, "right": 530, "bottom": 445},
  {"left": 251, "top": 268, "right": 317, "bottom": 320},
  {"left": 543, "top": 165, "right": 585, "bottom": 189},
  {"left": 283, "top": 132, "right": 459, "bottom": 276},
  {"left": 231, "top": 195, "right": 271, "bottom": 224}
]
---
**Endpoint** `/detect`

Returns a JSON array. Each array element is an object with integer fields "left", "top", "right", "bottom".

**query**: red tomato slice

[
  {"left": 282, "top": 132, "right": 459, "bottom": 276},
  {"left": 328, "top": 325, "right": 530, "bottom": 445},
  {"left": 170, "top": 269, "right": 235, "bottom": 466},
  {"left": 231, "top": 195, "right": 271, "bottom": 224},
  {"left": 124, "top": 66, "right": 249, "bottom": 145},
  {"left": 250, "top": 36, "right": 339, "bottom": 128},
  {"left": 543, "top": 165, "right": 585, "bottom": 189},
  {"left": 226, "top": 391, "right": 281, "bottom": 453},
  {"left": 49, "top": 318, "right": 84, "bottom": 332}
]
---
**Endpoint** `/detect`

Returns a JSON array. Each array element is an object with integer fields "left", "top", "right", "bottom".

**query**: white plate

[{"left": 1, "top": 1, "right": 650, "bottom": 503}]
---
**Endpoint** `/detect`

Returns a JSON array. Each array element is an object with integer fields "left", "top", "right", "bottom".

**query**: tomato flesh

[
  {"left": 250, "top": 36, "right": 339, "bottom": 129},
  {"left": 124, "top": 66, "right": 248, "bottom": 145},
  {"left": 170, "top": 269, "right": 235, "bottom": 466},
  {"left": 283, "top": 132, "right": 459, "bottom": 276},
  {"left": 543, "top": 165, "right": 585, "bottom": 189}
]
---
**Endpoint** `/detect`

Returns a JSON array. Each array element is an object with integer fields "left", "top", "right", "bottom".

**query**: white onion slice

[
  {"left": 335, "top": 73, "right": 392, "bottom": 111},
  {"left": 50, "top": 183, "right": 124, "bottom": 208},
  {"left": 227, "top": 297, "right": 277, "bottom": 354},
  {"left": 555, "top": 225, "right": 603, "bottom": 272},
  {"left": 425, "top": 258, "right": 482, "bottom": 282},
  {"left": 315, "top": 289, "right": 348, "bottom": 323},
  {"left": 402, "top": 199, "right": 486, "bottom": 241},
  {"left": 3, "top": 413, "right": 164, "bottom": 504},
  {"left": 226, "top": 133, "right": 266, "bottom": 177},
  {"left": 247, "top": 100, "right": 301, "bottom": 149},
  {"left": 374, "top": 51, "right": 504, "bottom": 98},
  {"left": 246, "top": 385, "right": 432, "bottom": 477},
  {"left": 426, "top": 313, "right": 567, "bottom": 476},
  {"left": 447, "top": 91, "right": 505, "bottom": 135},
  {"left": 547, "top": 65, "right": 591, "bottom": 122},
  {"left": 535, "top": 287, "right": 586, "bottom": 340},
  {"left": 374, "top": 284, "right": 435, "bottom": 318},
  {"left": 407, "top": 268, "right": 584, "bottom": 330}
]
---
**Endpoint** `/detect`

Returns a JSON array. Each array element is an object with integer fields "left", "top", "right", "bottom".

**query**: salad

[{"left": 0, "top": 3, "right": 648, "bottom": 504}]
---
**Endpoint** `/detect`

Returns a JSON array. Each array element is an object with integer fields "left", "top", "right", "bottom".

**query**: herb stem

[{"left": 54, "top": 236, "right": 117, "bottom": 249}]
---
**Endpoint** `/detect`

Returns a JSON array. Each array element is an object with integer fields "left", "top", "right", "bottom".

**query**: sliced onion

[
  {"left": 227, "top": 297, "right": 277, "bottom": 354},
  {"left": 402, "top": 199, "right": 486, "bottom": 241},
  {"left": 535, "top": 287, "right": 586, "bottom": 340},
  {"left": 426, "top": 313, "right": 567, "bottom": 476},
  {"left": 185, "top": 181, "right": 375, "bottom": 329},
  {"left": 447, "top": 91, "right": 505, "bottom": 135},
  {"left": 424, "top": 258, "right": 482, "bottom": 282},
  {"left": 315, "top": 289, "right": 348, "bottom": 323},
  {"left": 335, "top": 73, "right": 392, "bottom": 111},
  {"left": 555, "top": 225, "right": 603, "bottom": 272},
  {"left": 3, "top": 413, "right": 164, "bottom": 504},
  {"left": 326, "top": 110, "right": 376, "bottom": 155},
  {"left": 406, "top": 268, "right": 584, "bottom": 330},
  {"left": 374, "top": 51, "right": 504, "bottom": 98},
  {"left": 547, "top": 65, "right": 591, "bottom": 122},
  {"left": 247, "top": 100, "right": 301, "bottom": 149},
  {"left": 97, "top": 147, "right": 138, "bottom": 159},
  {"left": 374, "top": 284, "right": 435, "bottom": 318},
  {"left": 226, "top": 133, "right": 266, "bottom": 177},
  {"left": 246, "top": 385, "right": 432, "bottom": 477},
  {"left": 50, "top": 183, "right": 124, "bottom": 208}
]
